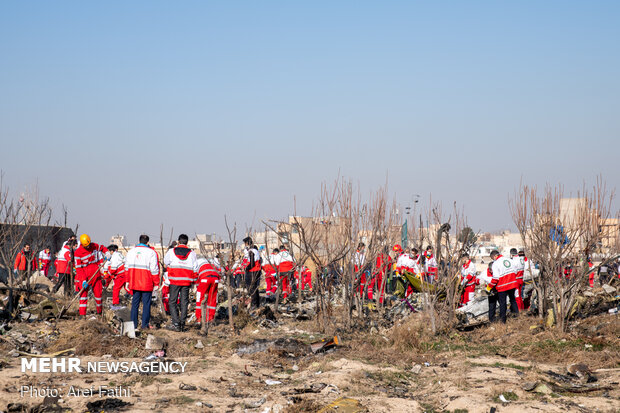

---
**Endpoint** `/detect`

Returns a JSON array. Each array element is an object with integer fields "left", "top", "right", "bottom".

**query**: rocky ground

[{"left": 0, "top": 280, "right": 619, "bottom": 412}]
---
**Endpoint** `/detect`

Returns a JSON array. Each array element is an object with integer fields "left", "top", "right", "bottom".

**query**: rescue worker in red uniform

[
  {"left": 242, "top": 237, "right": 262, "bottom": 309},
  {"left": 300, "top": 265, "right": 312, "bottom": 291},
  {"left": 107, "top": 244, "right": 129, "bottom": 306},
  {"left": 513, "top": 250, "right": 526, "bottom": 310},
  {"left": 164, "top": 234, "right": 198, "bottom": 331},
  {"left": 274, "top": 245, "right": 295, "bottom": 300},
  {"left": 161, "top": 272, "right": 171, "bottom": 314},
  {"left": 423, "top": 246, "right": 438, "bottom": 284},
  {"left": 74, "top": 234, "right": 109, "bottom": 316},
  {"left": 52, "top": 238, "right": 76, "bottom": 295},
  {"left": 587, "top": 258, "right": 595, "bottom": 288},
  {"left": 195, "top": 256, "right": 222, "bottom": 322},
  {"left": 459, "top": 253, "right": 478, "bottom": 306},
  {"left": 232, "top": 262, "right": 244, "bottom": 289},
  {"left": 373, "top": 247, "right": 392, "bottom": 303},
  {"left": 353, "top": 243, "right": 368, "bottom": 298},
  {"left": 486, "top": 250, "right": 518, "bottom": 323},
  {"left": 38, "top": 247, "right": 52, "bottom": 277},
  {"left": 395, "top": 245, "right": 417, "bottom": 297},
  {"left": 262, "top": 248, "right": 279, "bottom": 298},
  {"left": 482, "top": 262, "right": 499, "bottom": 322},
  {"left": 125, "top": 234, "right": 160, "bottom": 330}
]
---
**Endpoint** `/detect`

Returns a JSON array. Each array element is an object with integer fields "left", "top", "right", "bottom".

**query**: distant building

[{"left": 110, "top": 234, "right": 126, "bottom": 247}]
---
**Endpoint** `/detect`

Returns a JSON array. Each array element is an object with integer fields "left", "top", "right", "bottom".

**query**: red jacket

[
  {"left": 198, "top": 260, "right": 221, "bottom": 282},
  {"left": 164, "top": 245, "right": 198, "bottom": 286},
  {"left": 376, "top": 253, "right": 391, "bottom": 275},
  {"left": 74, "top": 243, "right": 108, "bottom": 282},
  {"left": 126, "top": 245, "right": 160, "bottom": 291},
  {"left": 243, "top": 247, "right": 261, "bottom": 272},
  {"left": 461, "top": 260, "right": 478, "bottom": 288},
  {"left": 489, "top": 255, "right": 518, "bottom": 292},
  {"left": 14, "top": 250, "right": 37, "bottom": 271},
  {"left": 55, "top": 244, "right": 73, "bottom": 274},
  {"left": 262, "top": 263, "right": 275, "bottom": 276}
]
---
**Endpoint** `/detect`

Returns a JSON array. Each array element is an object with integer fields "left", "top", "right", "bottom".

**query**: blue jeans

[{"left": 131, "top": 290, "right": 152, "bottom": 329}]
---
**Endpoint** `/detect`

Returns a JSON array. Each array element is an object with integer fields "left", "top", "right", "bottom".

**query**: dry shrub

[
  {"left": 46, "top": 319, "right": 146, "bottom": 357},
  {"left": 234, "top": 307, "right": 254, "bottom": 330},
  {"left": 283, "top": 397, "right": 321, "bottom": 412},
  {"left": 391, "top": 313, "right": 434, "bottom": 353}
]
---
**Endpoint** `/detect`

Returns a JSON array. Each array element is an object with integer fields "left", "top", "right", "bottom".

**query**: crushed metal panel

[{"left": 318, "top": 397, "right": 368, "bottom": 413}]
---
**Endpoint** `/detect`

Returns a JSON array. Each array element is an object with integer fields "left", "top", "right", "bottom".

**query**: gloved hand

[
  {"left": 13, "top": 269, "right": 18, "bottom": 275},
  {"left": 485, "top": 284, "right": 493, "bottom": 293},
  {"left": 82, "top": 280, "right": 89, "bottom": 289},
  {"left": 105, "top": 251, "right": 111, "bottom": 260}
]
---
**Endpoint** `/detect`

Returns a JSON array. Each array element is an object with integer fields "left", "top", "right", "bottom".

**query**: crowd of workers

[
  {"left": 11, "top": 234, "right": 312, "bottom": 332},
  {"left": 10, "top": 234, "right": 620, "bottom": 330}
]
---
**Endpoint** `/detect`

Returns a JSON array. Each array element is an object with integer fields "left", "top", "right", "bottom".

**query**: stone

[
  {"left": 145, "top": 334, "right": 167, "bottom": 350},
  {"left": 534, "top": 383, "right": 552, "bottom": 395}
]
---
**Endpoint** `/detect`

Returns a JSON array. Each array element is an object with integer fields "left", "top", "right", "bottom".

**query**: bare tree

[
  {"left": 510, "top": 178, "right": 618, "bottom": 332},
  {"left": 0, "top": 175, "right": 60, "bottom": 314}
]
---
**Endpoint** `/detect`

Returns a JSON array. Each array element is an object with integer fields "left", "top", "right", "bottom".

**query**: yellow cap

[{"left": 79, "top": 234, "right": 91, "bottom": 247}]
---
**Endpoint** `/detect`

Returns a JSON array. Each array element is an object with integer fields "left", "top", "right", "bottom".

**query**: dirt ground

[{"left": 0, "top": 304, "right": 619, "bottom": 413}]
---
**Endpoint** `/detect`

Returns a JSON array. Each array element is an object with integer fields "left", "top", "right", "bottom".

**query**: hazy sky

[{"left": 1, "top": 1, "right": 618, "bottom": 244}]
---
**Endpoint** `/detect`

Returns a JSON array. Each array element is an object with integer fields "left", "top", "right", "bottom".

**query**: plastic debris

[
  {"left": 317, "top": 397, "right": 367, "bottom": 413},
  {"left": 310, "top": 335, "right": 341, "bottom": 353}
]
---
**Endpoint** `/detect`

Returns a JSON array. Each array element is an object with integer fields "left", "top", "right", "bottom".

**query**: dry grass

[
  {"left": 46, "top": 319, "right": 146, "bottom": 357},
  {"left": 283, "top": 397, "right": 321, "bottom": 412}
]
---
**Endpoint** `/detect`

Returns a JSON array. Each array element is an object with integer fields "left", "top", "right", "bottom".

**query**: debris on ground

[
  {"left": 243, "top": 397, "right": 266, "bottom": 408},
  {"left": 120, "top": 321, "right": 135, "bottom": 338},
  {"left": 85, "top": 398, "right": 132, "bottom": 412},
  {"left": 282, "top": 383, "right": 327, "bottom": 395},
  {"left": 237, "top": 338, "right": 309, "bottom": 357},
  {"left": 145, "top": 334, "right": 167, "bottom": 350},
  {"left": 310, "top": 336, "right": 340, "bottom": 354},
  {"left": 317, "top": 397, "right": 368, "bottom": 413},
  {"left": 567, "top": 363, "right": 596, "bottom": 381},
  {"left": 179, "top": 383, "right": 197, "bottom": 391},
  {"left": 144, "top": 350, "right": 165, "bottom": 360}
]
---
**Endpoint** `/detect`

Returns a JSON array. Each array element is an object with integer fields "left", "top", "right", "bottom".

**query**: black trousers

[
  {"left": 245, "top": 270, "right": 261, "bottom": 308},
  {"left": 52, "top": 273, "right": 73, "bottom": 296},
  {"left": 488, "top": 293, "right": 499, "bottom": 323},
  {"left": 497, "top": 288, "right": 519, "bottom": 323},
  {"left": 169, "top": 284, "right": 190, "bottom": 327}
]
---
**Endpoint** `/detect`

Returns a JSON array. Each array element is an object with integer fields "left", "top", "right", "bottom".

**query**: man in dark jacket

[{"left": 242, "top": 237, "right": 262, "bottom": 309}]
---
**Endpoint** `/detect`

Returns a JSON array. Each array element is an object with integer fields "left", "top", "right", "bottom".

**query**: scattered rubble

[
  {"left": 237, "top": 338, "right": 309, "bottom": 357},
  {"left": 85, "top": 398, "right": 132, "bottom": 412}
]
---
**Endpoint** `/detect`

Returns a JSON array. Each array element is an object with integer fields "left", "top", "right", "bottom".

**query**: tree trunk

[
  {"left": 227, "top": 272, "right": 233, "bottom": 328},
  {"left": 274, "top": 271, "right": 282, "bottom": 314}
]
